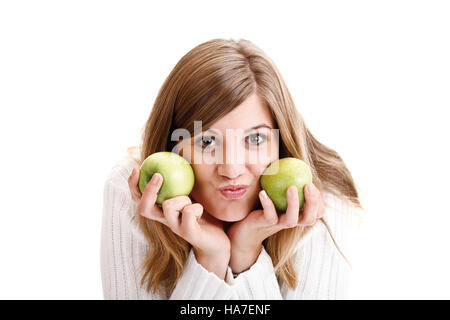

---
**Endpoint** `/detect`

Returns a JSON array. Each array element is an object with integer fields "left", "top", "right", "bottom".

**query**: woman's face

[{"left": 177, "top": 92, "right": 279, "bottom": 222}]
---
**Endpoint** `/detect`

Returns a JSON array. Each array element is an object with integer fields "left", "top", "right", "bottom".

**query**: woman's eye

[
  {"left": 246, "top": 133, "right": 267, "bottom": 146},
  {"left": 196, "top": 136, "right": 216, "bottom": 150}
]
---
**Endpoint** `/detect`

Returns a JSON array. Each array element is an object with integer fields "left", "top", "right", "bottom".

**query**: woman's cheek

[
  {"left": 244, "top": 163, "right": 262, "bottom": 181},
  {"left": 191, "top": 165, "right": 215, "bottom": 192},
  {"left": 252, "top": 142, "right": 278, "bottom": 165}
]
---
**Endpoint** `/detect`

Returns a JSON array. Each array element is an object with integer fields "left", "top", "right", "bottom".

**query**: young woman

[{"left": 101, "top": 38, "right": 363, "bottom": 300}]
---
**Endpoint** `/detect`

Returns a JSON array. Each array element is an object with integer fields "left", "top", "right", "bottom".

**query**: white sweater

[{"left": 100, "top": 155, "right": 361, "bottom": 300}]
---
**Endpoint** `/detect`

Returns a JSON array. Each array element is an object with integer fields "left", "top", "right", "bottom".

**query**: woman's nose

[
  {"left": 217, "top": 163, "right": 245, "bottom": 180},
  {"left": 216, "top": 138, "right": 247, "bottom": 179}
]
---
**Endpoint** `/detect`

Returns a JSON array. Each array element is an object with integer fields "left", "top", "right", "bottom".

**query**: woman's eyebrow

[
  {"left": 205, "top": 124, "right": 273, "bottom": 134},
  {"left": 244, "top": 124, "right": 273, "bottom": 133}
]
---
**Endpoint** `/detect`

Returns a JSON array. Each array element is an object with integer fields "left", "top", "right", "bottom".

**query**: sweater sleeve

[
  {"left": 169, "top": 249, "right": 235, "bottom": 299},
  {"left": 229, "top": 246, "right": 283, "bottom": 299},
  {"left": 100, "top": 156, "right": 236, "bottom": 300},
  {"left": 100, "top": 159, "right": 158, "bottom": 299},
  {"left": 280, "top": 193, "right": 361, "bottom": 299}
]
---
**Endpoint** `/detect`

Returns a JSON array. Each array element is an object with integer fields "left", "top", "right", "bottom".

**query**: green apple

[
  {"left": 138, "top": 151, "right": 195, "bottom": 205},
  {"left": 260, "top": 157, "right": 312, "bottom": 212}
]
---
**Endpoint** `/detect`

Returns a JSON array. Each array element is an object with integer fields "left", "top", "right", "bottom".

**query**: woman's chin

[{"left": 213, "top": 211, "right": 248, "bottom": 222}]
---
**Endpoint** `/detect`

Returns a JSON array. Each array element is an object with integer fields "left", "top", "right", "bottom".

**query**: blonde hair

[{"left": 127, "top": 38, "right": 363, "bottom": 297}]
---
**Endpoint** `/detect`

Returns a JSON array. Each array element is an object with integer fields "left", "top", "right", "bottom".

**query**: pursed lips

[{"left": 218, "top": 184, "right": 248, "bottom": 200}]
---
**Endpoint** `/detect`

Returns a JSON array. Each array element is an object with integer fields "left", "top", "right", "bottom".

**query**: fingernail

[
  {"left": 151, "top": 174, "right": 161, "bottom": 185},
  {"left": 308, "top": 184, "right": 316, "bottom": 194},
  {"left": 261, "top": 190, "right": 268, "bottom": 199}
]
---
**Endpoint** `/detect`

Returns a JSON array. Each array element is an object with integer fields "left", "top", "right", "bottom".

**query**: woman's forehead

[{"left": 205, "top": 93, "right": 275, "bottom": 133}]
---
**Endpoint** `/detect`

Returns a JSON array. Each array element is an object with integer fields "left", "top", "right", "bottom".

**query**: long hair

[{"left": 127, "top": 38, "right": 363, "bottom": 297}]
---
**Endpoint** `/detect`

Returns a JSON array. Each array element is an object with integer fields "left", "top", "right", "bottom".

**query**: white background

[{"left": 1, "top": 1, "right": 449, "bottom": 299}]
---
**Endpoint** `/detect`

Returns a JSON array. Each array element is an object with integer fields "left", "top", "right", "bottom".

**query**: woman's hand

[
  {"left": 227, "top": 183, "right": 325, "bottom": 273},
  {"left": 128, "top": 167, "right": 231, "bottom": 279}
]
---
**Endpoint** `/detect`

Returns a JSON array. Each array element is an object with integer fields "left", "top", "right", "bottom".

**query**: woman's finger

[
  {"left": 280, "top": 186, "right": 300, "bottom": 228},
  {"left": 259, "top": 190, "right": 278, "bottom": 225},
  {"left": 180, "top": 203, "right": 203, "bottom": 239},
  {"left": 161, "top": 196, "right": 192, "bottom": 230},
  {"left": 128, "top": 167, "right": 142, "bottom": 202},
  {"left": 298, "top": 183, "right": 319, "bottom": 226},
  {"left": 137, "top": 173, "right": 166, "bottom": 223}
]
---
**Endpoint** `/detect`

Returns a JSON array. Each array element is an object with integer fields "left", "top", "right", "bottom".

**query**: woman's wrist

[
  {"left": 193, "top": 246, "right": 230, "bottom": 280},
  {"left": 229, "top": 242, "right": 263, "bottom": 274}
]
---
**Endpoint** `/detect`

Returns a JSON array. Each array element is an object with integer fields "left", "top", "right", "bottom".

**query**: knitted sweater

[{"left": 100, "top": 155, "right": 361, "bottom": 300}]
